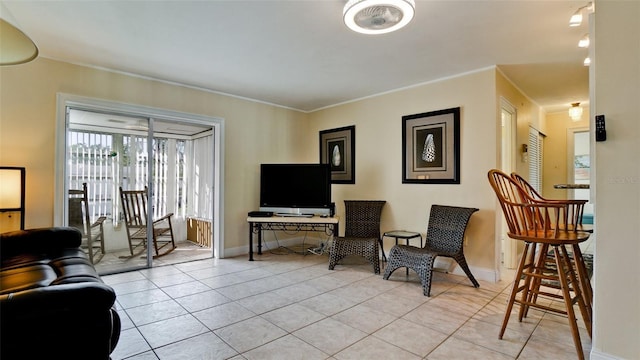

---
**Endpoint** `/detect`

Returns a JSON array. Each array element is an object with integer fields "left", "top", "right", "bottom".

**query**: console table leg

[
  {"left": 249, "top": 223, "right": 254, "bottom": 261},
  {"left": 257, "top": 223, "right": 263, "bottom": 255}
]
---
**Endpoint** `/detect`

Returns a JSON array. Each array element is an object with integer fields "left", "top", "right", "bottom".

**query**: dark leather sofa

[{"left": 0, "top": 227, "right": 120, "bottom": 360}]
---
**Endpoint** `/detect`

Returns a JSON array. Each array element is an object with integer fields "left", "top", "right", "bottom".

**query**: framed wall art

[
  {"left": 402, "top": 107, "right": 460, "bottom": 184},
  {"left": 319, "top": 125, "right": 355, "bottom": 184}
]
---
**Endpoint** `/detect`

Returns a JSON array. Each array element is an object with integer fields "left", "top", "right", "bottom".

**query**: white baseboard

[
  {"left": 589, "top": 349, "right": 624, "bottom": 360},
  {"left": 432, "top": 258, "right": 500, "bottom": 283}
]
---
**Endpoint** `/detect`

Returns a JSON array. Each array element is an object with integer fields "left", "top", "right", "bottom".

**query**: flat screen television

[{"left": 259, "top": 163, "right": 332, "bottom": 215}]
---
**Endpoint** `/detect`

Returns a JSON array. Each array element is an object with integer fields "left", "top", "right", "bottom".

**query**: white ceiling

[{"left": 1, "top": 0, "right": 590, "bottom": 113}]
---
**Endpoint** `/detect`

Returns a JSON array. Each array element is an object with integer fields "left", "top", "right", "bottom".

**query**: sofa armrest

[
  {"left": 0, "top": 227, "right": 82, "bottom": 259},
  {"left": 0, "top": 282, "right": 116, "bottom": 315}
]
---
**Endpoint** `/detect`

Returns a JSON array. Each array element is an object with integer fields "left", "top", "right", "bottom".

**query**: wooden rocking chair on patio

[
  {"left": 68, "top": 182, "right": 106, "bottom": 264},
  {"left": 119, "top": 186, "right": 176, "bottom": 258}
]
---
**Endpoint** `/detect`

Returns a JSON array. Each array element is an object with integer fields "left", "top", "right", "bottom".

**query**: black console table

[{"left": 247, "top": 216, "right": 339, "bottom": 261}]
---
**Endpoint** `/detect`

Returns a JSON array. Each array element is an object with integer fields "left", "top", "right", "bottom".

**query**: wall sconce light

[
  {"left": 0, "top": 167, "right": 26, "bottom": 231},
  {"left": 521, "top": 144, "right": 528, "bottom": 163},
  {"left": 578, "top": 34, "right": 590, "bottom": 48},
  {"left": 569, "top": 102, "right": 583, "bottom": 121},
  {"left": 583, "top": 57, "right": 591, "bottom": 66},
  {"left": 569, "top": 2, "right": 593, "bottom": 27}
]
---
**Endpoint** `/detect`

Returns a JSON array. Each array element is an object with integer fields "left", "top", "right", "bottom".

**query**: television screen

[{"left": 260, "top": 163, "right": 331, "bottom": 210}]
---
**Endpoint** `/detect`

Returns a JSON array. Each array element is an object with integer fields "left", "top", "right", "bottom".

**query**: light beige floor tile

[
  {"left": 117, "top": 288, "right": 172, "bottom": 309},
  {"left": 110, "top": 328, "right": 152, "bottom": 360},
  {"left": 214, "top": 317, "right": 287, "bottom": 353},
  {"left": 146, "top": 272, "right": 195, "bottom": 288},
  {"left": 111, "top": 279, "right": 159, "bottom": 295},
  {"left": 215, "top": 279, "right": 273, "bottom": 300},
  {"left": 332, "top": 303, "right": 397, "bottom": 334},
  {"left": 137, "top": 314, "right": 209, "bottom": 348},
  {"left": 452, "top": 318, "right": 528, "bottom": 357},
  {"left": 125, "top": 299, "right": 188, "bottom": 326},
  {"left": 429, "top": 285, "right": 495, "bottom": 316},
  {"left": 174, "top": 289, "right": 232, "bottom": 312},
  {"left": 362, "top": 290, "right": 425, "bottom": 317},
  {"left": 402, "top": 301, "right": 470, "bottom": 335},
  {"left": 161, "top": 280, "right": 212, "bottom": 298},
  {"left": 335, "top": 336, "right": 421, "bottom": 360},
  {"left": 519, "top": 334, "right": 590, "bottom": 359},
  {"left": 299, "top": 292, "right": 358, "bottom": 316},
  {"left": 192, "top": 302, "right": 255, "bottom": 330},
  {"left": 532, "top": 318, "right": 592, "bottom": 348},
  {"left": 198, "top": 273, "right": 245, "bottom": 289},
  {"left": 154, "top": 332, "right": 238, "bottom": 360},
  {"left": 236, "top": 291, "right": 295, "bottom": 314},
  {"left": 293, "top": 317, "right": 367, "bottom": 355},
  {"left": 273, "top": 281, "right": 324, "bottom": 302},
  {"left": 425, "top": 336, "right": 513, "bottom": 360},
  {"left": 243, "top": 334, "right": 329, "bottom": 360},
  {"left": 372, "top": 318, "right": 448, "bottom": 357},
  {"left": 261, "top": 303, "right": 326, "bottom": 332}
]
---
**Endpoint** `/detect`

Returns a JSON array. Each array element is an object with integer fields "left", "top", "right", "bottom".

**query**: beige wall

[
  {"left": 308, "top": 69, "right": 501, "bottom": 279},
  {"left": 495, "top": 69, "right": 544, "bottom": 179},
  {"left": 592, "top": 1, "right": 640, "bottom": 358},
  {"left": 1, "top": 60, "right": 540, "bottom": 282},
  {"left": 0, "top": 57, "right": 309, "bottom": 251}
]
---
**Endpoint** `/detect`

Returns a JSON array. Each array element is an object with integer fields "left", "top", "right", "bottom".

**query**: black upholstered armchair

[{"left": 0, "top": 227, "right": 121, "bottom": 360}]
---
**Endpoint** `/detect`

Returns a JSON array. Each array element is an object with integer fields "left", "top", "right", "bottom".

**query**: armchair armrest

[
  {"left": 0, "top": 282, "right": 116, "bottom": 314},
  {"left": 0, "top": 227, "right": 82, "bottom": 259}
]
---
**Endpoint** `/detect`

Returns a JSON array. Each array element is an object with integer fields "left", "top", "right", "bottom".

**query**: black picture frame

[
  {"left": 402, "top": 107, "right": 460, "bottom": 184},
  {"left": 320, "top": 125, "right": 355, "bottom": 184}
]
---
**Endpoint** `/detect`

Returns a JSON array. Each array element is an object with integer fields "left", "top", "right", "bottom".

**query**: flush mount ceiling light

[
  {"left": 569, "top": 102, "right": 583, "bottom": 121},
  {"left": 0, "top": 18, "right": 38, "bottom": 66},
  {"left": 343, "top": 0, "right": 415, "bottom": 35}
]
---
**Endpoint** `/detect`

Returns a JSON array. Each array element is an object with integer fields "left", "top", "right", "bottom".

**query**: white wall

[{"left": 591, "top": 1, "right": 640, "bottom": 359}]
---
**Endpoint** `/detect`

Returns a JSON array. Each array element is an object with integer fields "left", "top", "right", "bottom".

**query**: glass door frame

[{"left": 54, "top": 93, "right": 225, "bottom": 272}]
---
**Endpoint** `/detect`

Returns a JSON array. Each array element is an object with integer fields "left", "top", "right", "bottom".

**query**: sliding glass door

[{"left": 63, "top": 107, "right": 216, "bottom": 274}]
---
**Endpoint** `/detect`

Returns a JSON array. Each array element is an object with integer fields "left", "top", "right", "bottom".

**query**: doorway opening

[
  {"left": 55, "top": 94, "right": 224, "bottom": 274},
  {"left": 500, "top": 98, "right": 518, "bottom": 270}
]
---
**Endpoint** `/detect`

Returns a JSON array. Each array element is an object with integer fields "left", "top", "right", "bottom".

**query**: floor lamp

[{"left": 0, "top": 167, "right": 25, "bottom": 232}]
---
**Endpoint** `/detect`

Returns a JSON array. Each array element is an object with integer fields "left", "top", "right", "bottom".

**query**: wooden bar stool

[{"left": 488, "top": 169, "right": 592, "bottom": 360}]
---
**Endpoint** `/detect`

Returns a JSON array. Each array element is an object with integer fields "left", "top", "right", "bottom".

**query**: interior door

[{"left": 500, "top": 100, "right": 518, "bottom": 269}]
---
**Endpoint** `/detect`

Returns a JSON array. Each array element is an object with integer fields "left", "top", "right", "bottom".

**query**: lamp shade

[
  {"left": 0, "top": 167, "right": 25, "bottom": 230},
  {"left": 0, "top": 18, "right": 38, "bottom": 66},
  {"left": 0, "top": 169, "right": 23, "bottom": 209},
  {"left": 344, "top": 0, "right": 415, "bottom": 35}
]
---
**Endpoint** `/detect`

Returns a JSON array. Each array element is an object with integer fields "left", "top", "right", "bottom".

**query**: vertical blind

[{"left": 528, "top": 126, "right": 544, "bottom": 192}]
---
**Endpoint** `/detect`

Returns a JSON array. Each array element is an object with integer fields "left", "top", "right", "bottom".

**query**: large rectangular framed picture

[
  {"left": 320, "top": 125, "right": 355, "bottom": 184},
  {"left": 402, "top": 107, "right": 460, "bottom": 184}
]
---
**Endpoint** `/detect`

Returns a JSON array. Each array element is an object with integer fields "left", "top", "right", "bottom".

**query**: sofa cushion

[{"left": 0, "top": 264, "right": 58, "bottom": 294}]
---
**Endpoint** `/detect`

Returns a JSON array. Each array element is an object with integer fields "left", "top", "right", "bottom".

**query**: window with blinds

[{"left": 528, "top": 126, "right": 544, "bottom": 192}]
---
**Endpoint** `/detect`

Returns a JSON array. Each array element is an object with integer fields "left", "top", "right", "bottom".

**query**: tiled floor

[{"left": 104, "top": 252, "right": 591, "bottom": 360}]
